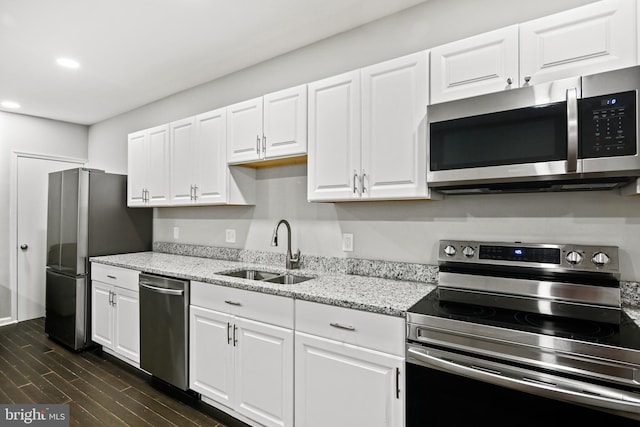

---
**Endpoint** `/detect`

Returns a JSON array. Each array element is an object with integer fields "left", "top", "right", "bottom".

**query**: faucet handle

[{"left": 287, "top": 249, "right": 301, "bottom": 270}]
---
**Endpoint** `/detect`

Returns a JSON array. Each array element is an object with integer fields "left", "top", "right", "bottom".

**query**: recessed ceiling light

[
  {"left": 1, "top": 100, "right": 21, "bottom": 109},
  {"left": 56, "top": 57, "right": 80, "bottom": 69}
]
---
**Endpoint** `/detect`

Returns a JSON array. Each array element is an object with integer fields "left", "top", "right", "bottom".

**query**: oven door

[
  {"left": 427, "top": 77, "right": 581, "bottom": 188},
  {"left": 406, "top": 343, "right": 640, "bottom": 427}
]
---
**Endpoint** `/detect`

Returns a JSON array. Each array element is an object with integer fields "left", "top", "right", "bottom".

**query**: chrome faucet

[{"left": 271, "top": 219, "right": 300, "bottom": 270}]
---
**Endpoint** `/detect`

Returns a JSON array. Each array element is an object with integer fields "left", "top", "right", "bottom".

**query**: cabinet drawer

[
  {"left": 91, "top": 263, "right": 140, "bottom": 292},
  {"left": 191, "top": 281, "right": 293, "bottom": 329},
  {"left": 295, "top": 300, "right": 404, "bottom": 357}
]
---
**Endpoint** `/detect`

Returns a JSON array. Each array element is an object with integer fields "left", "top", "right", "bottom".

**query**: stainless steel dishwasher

[{"left": 139, "top": 273, "right": 189, "bottom": 390}]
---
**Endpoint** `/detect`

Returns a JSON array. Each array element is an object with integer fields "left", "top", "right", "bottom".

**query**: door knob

[{"left": 20, "top": 244, "right": 28, "bottom": 250}]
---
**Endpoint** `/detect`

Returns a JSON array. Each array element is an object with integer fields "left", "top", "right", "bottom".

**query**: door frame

[{"left": 5, "top": 151, "right": 86, "bottom": 326}]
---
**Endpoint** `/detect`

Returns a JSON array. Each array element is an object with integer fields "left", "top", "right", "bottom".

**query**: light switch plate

[
  {"left": 342, "top": 233, "right": 354, "bottom": 252},
  {"left": 226, "top": 229, "right": 236, "bottom": 243}
]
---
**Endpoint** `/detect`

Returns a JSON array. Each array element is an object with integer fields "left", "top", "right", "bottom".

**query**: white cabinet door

[
  {"left": 190, "top": 306, "right": 235, "bottom": 409},
  {"left": 234, "top": 317, "right": 294, "bottom": 427},
  {"left": 430, "top": 25, "right": 518, "bottom": 103},
  {"left": 295, "top": 331, "right": 404, "bottom": 427},
  {"left": 128, "top": 124, "right": 170, "bottom": 207},
  {"left": 113, "top": 287, "right": 140, "bottom": 364},
  {"left": 127, "top": 131, "right": 148, "bottom": 207},
  {"left": 263, "top": 85, "right": 307, "bottom": 160},
  {"left": 170, "top": 117, "right": 196, "bottom": 205},
  {"left": 362, "top": 51, "right": 429, "bottom": 200},
  {"left": 520, "top": 0, "right": 636, "bottom": 86},
  {"left": 91, "top": 281, "right": 114, "bottom": 348},
  {"left": 146, "top": 125, "right": 171, "bottom": 206},
  {"left": 307, "top": 70, "right": 361, "bottom": 201},
  {"left": 227, "top": 97, "right": 263, "bottom": 164},
  {"left": 194, "top": 108, "right": 228, "bottom": 205}
]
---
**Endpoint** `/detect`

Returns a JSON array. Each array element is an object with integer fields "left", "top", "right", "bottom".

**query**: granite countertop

[{"left": 90, "top": 252, "right": 435, "bottom": 318}]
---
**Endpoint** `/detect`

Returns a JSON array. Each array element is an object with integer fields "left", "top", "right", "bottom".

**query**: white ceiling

[{"left": 0, "top": 0, "right": 426, "bottom": 125}]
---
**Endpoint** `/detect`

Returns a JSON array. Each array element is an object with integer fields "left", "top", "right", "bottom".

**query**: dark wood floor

[{"left": 0, "top": 317, "right": 236, "bottom": 426}]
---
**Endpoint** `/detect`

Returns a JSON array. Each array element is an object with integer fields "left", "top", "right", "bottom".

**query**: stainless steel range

[{"left": 406, "top": 240, "right": 640, "bottom": 426}]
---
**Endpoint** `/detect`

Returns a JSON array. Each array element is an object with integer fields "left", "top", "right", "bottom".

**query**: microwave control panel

[{"left": 580, "top": 90, "right": 637, "bottom": 158}]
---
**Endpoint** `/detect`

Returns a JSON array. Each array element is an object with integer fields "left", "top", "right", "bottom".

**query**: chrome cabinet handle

[
  {"left": 396, "top": 367, "right": 400, "bottom": 399},
  {"left": 224, "top": 300, "right": 242, "bottom": 306},
  {"left": 192, "top": 184, "right": 198, "bottom": 201},
  {"left": 566, "top": 88, "right": 578, "bottom": 173},
  {"left": 407, "top": 347, "right": 640, "bottom": 416},
  {"left": 20, "top": 244, "right": 28, "bottom": 250},
  {"left": 227, "top": 322, "right": 232, "bottom": 345},
  {"left": 190, "top": 185, "right": 194, "bottom": 201},
  {"left": 507, "top": 77, "right": 513, "bottom": 85},
  {"left": 106, "top": 275, "right": 116, "bottom": 279},
  {"left": 353, "top": 170, "right": 359, "bottom": 194},
  {"left": 330, "top": 322, "right": 356, "bottom": 331},
  {"left": 262, "top": 135, "right": 266, "bottom": 157},
  {"left": 233, "top": 324, "right": 238, "bottom": 346},
  {"left": 361, "top": 170, "right": 367, "bottom": 194},
  {"left": 256, "top": 135, "right": 261, "bottom": 155},
  {"left": 524, "top": 75, "right": 532, "bottom": 84}
]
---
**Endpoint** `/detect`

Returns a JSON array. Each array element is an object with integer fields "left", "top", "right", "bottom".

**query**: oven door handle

[{"left": 407, "top": 347, "right": 640, "bottom": 417}]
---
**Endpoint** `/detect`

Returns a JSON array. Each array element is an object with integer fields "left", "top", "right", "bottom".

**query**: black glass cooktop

[{"left": 409, "top": 289, "right": 640, "bottom": 350}]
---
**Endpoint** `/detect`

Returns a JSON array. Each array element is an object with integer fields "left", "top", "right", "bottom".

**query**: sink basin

[
  {"left": 219, "top": 269, "right": 280, "bottom": 281},
  {"left": 263, "top": 274, "right": 313, "bottom": 285}
]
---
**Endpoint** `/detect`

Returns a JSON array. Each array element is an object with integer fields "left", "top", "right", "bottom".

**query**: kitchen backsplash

[
  {"left": 153, "top": 242, "right": 439, "bottom": 283},
  {"left": 153, "top": 242, "right": 639, "bottom": 307}
]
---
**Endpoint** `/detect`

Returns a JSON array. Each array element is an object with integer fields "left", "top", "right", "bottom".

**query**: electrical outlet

[
  {"left": 173, "top": 227, "right": 179, "bottom": 239},
  {"left": 226, "top": 229, "right": 236, "bottom": 243},
  {"left": 342, "top": 233, "right": 354, "bottom": 252}
]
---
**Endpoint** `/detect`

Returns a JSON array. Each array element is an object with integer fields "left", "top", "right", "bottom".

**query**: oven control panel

[{"left": 439, "top": 240, "right": 619, "bottom": 273}]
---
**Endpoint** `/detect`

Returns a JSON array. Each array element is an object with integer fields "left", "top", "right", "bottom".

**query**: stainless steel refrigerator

[{"left": 44, "top": 168, "right": 152, "bottom": 350}]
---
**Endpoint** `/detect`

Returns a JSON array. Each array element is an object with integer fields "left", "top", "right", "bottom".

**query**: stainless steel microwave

[{"left": 427, "top": 66, "right": 640, "bottom": 194}]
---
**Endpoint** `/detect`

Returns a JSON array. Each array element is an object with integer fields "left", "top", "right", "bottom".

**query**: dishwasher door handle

[{"left": 140, "top": 282, "right": 184, "bottom": 296}]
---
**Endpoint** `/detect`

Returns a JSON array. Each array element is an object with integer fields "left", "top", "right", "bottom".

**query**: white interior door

[{"left": 17, "top": 156, "right": 83, "bottom": 321}]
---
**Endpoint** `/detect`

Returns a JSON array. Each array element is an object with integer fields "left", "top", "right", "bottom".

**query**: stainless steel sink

[
  {"left": 219, "top": 269, "right": 280, "bottom": 281},
  {"left": 263, "top": 274, "right": 313, "bottom": 285},
  {"left": 219, "top": 269, "right": 312, "bottom": 285}
]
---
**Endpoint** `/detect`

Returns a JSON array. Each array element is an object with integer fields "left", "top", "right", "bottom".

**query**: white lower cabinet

[
  {"left": 189, "top": 281, "right": 294, "bottom": 427},
  {"left": 91, "top": 263, "right": 140, "bottom": 365},
  {"left": 294, "top": 300, "right": 405, "bottom": 427}
]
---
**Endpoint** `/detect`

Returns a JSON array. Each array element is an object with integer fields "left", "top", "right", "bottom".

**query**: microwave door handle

[{"left": 566, "top": 88, "right": 578, "bottom": 173}]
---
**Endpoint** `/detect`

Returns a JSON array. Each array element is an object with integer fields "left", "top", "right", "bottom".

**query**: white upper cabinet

[
  {"left": 430, "top": 0, "right": 637, "bottom": 103},
  {"left": 519, "top": 0, "right": 637, "bottom": 86},
  {"left": 361, "top": 51, "right": 429, "bottom": 200},
  {"left": 430, "top": 25, "right": 519, "bottom": 104},
  {"left": 308, "top": 51, "right": 434, "bottom": 202},
  {"left": 227, "top": 85, "right": 307, "bottom": 164},
  {"left": 127, "top": 124, "right": 171, "bottom": 207},
  {"left": 168, "top": 108, "right": 254, "bottom": 206},
  {"left": 263, "top": 85, "right": 308, "bottom": 159},
  {"left": 227, "top": 97, "right": 264, "bottom": 164},
  {"left": 307, "top": 70, "right": 362, "bottom": 201},
  {"left": 195, "top": 109, "right": 235, "bottom": 205},
  {"left": 170, "top": 117, "right": 196, "bottom": 205}
]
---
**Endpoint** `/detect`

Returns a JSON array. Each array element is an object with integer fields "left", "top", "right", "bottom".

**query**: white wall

[
  {"left": 0, "top": 111, "right": 88, "bottom": 319},
  {"left": 86, "top": 0, "right": 640, "bottom": 280}
]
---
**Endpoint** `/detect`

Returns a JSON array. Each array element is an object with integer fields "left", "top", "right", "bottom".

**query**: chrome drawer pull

[
  {"left": 225, "top": 300, "right": 242, "bottom": 306},
  {"left": 330, "top": 322, "right": 356, "bottom": 331},
  {"left": 106, "top": 275, "right": 117, "bottom": 279}
]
